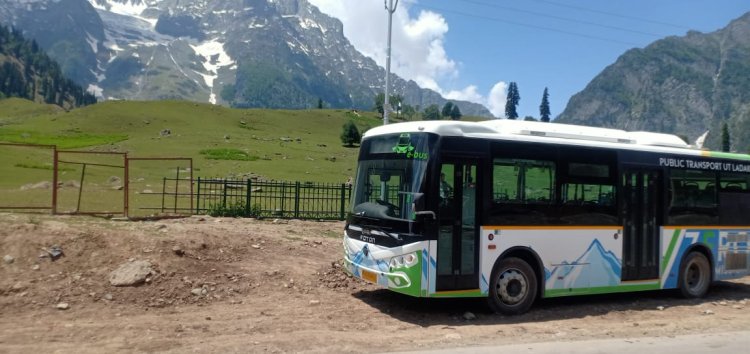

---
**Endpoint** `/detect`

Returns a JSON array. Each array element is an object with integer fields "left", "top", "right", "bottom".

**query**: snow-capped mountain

[
  {"left": 546, "top": 239, "right": 622, "bottom": 289},
  {"left": 0, "top": 0, "right": 492, "bottom": 116}
]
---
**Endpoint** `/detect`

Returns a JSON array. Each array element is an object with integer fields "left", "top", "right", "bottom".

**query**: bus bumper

[{"left": 342, "top": 237, "right": 426, "bottom": 297}]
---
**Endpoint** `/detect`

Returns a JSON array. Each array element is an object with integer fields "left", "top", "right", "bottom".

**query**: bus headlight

[
  {"left": 389, "top": 252, "right": 418, "bottom": 270},
  {"left": 403, "top": 253, "right": 418, "bottom": 267}
]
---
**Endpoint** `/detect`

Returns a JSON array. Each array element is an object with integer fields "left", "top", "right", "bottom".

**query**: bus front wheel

[
  {"left": 488, "top": 257, "right": 537, "bottom": 315},
  {"left": 678, "top": 251, "right": 711, "bottom": 298}
]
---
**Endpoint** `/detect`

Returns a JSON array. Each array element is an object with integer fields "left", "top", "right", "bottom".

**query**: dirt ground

[{"left": 0, "top": 213, "right": 748, "bottom": 353}]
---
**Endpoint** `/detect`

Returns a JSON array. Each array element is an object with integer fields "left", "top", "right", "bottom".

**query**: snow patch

[
  {"left": 88, "top": 0, "right": 147, "bottom": 17},
  {"left": 89, "top": 0, "right": 157, "bottom": 27},
  {"left": 90, "top": 69, "right": 106, "bottom": 83},
  {"left": 248, "top": 19, "right": 267, "bottom": 28},
  {"left": 298, "top": 17, "right": 325, "bottom": 34},
  {"left": 85, "top": 32, "right": 98, "bottom": 54},
  {"left": 190, "top": 39, "right": 235, "bottom": 87},
  {"left": 87, "top": 84, "right": 104, "bottom": 98},
  {"left": 189, "top": 38, "right": 235, "bottom": 105}
]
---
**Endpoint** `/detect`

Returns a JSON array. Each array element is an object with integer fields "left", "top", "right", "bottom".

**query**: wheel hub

[{"left": 497, "top": 269, "right": 527, "bottom": 304}]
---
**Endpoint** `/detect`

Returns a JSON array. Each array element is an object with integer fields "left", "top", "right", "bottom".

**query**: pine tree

[
  {"left": 317, "top": 98, "right": 323, "bottom": 109},
  {"left": 450, "top": 104, "right": 462, "bottom": 120},
  {"left": 721, "top": 122, "right": 731, "bottom": 152},
  {"left": 539, "top": 87, "right": 550, "bottom": 122},
  {"left": 423, "top": 104, "right": 441, "bottom": 120},
  {"left": 340, "top": 121, "right": 361, "bottom": 147},
  {"left": 505, "top": 82, "right": 520, "bottom": 119},
  {"left": 441, "top": 102, "right": 454, "bottom": 118},
  {"left": 0, "top": 24, "right": 96, "bottom": 108}
]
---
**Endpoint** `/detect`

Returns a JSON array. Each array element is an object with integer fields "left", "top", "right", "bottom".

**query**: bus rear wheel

[
  {"left": 678, "top": 251, "right": 711, "bottom": 298},
  {"left": 488, "top": 257, "right": 537, "bottom": 315}
]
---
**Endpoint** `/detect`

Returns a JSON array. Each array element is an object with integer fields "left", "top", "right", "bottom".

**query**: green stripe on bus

[
  {"left": 430, "top": 289, "right": 484, "bottom": 298},
  {"left": 544, "top": 283, "right": 661, "bottom": 298},
  {"left": 706, "top": 151, "right": 750, "bottom": 161},
  {"left": 661, "top": 229, "right": 681, "bottom": 274}
]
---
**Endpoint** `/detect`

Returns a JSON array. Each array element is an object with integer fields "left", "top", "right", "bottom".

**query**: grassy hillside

[{"left": 0, "top": 98, "right": 389, "bottom": 183}]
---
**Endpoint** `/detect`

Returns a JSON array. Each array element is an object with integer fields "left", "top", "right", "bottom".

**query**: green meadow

[
  {"left": 0, "top": 98, "right": 385, "bottom": 182},
  {"left": 0, "top": 98, "right": 486, "bottom": 214}
]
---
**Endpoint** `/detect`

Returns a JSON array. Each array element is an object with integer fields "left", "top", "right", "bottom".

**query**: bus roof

[{"left": 362, "top": 119, "right": 750, "bottom": 161}]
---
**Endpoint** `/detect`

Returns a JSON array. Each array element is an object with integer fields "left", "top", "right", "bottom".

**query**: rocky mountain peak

[
  {"left": 556, "top": 11, "right": 750, "bottom": 152},
  {"left": 1, "top": 0, "right": 492, "bottom": 116}
]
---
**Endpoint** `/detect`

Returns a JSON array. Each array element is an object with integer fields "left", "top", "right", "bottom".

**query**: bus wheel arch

[
  {"left": 488, "top": 248, "right": 542, "bottom": 315},
  {"left": 678, "top": 244, "right": 713, "bottom": 299}
]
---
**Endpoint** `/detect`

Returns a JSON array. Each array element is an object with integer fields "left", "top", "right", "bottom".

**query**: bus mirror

[{"left": 380, "top": 173, "right": 391, "bottom": 182}]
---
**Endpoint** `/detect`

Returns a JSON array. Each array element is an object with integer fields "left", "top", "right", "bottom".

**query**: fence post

[
  {"left": 76, "top": 163, "right": 87, "bottom": 213},
  {"left": 294, "top": 182, "right": 300, "bottom": 219},
  {"left": 340, "top": 183, "right": 346, "bottom": 220},
  {"left": 161, "top": 177, "right": 167, "bottom": 213},
  {"left": 222, "top": 179, "right": 228, "bottom": 208},
  {"left": 52, "top": 148, "right": 58, "bottom": 215},
  {"left": 280, "top": 181, "right": 286, "bottom": 218},
  {"left": 174, "top": 166, "right": 180, "bottom": 213},
  {"left": 196, "top": 177, "right": 201, "bottom": 214},
  {"left": 245, "top": 179, "right": 251, "bottom": 216},
  {"left": 124, "top": 156, "right": 129, "bottom": 218},
  {"left": 249, "top": 179, "right": 254, "bottom": 216}
]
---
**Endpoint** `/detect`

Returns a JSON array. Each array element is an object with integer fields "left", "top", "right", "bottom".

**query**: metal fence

[{"left": 194, "top": 178, "right": 352, "bottom": 220}]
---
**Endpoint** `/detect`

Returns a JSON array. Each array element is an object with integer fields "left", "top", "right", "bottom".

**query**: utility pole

[{"left": 383, "top": 0, "right": 398, "bottom": 125}]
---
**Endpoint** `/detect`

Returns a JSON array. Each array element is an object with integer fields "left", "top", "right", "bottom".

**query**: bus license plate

[{"left": 361, "top": 269, "right": 377, "bottom": 283}]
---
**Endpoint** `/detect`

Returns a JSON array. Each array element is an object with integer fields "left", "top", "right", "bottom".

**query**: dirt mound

[
  {"left": 0, "top": 215, "right": 345, "bottom": 312},
  {"left": 317, "top": 260, "right": 365, "bottom": 291},
  {"left": 1, "top": 213, "right": 749, "bottom": 353}
]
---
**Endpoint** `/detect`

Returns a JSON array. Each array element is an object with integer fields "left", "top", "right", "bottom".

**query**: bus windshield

[{"left": 351, "top": 133, "right": 433, "bottom": 222}]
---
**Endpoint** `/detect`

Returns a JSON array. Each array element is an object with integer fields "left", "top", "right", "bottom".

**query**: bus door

[
  {"left": 621, "top": 168, "right": 662, "bottom": 280},
  {"left": 436, "top": 158, "right": 480, "bottom": 291}
]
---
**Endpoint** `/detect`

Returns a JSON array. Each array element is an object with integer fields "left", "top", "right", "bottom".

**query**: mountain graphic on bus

[{"left": 546, "top": 239, "right": 622, "bottom": 289}]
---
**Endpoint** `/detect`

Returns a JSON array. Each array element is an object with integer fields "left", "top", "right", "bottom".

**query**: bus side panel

[
  {"left": 661, "top": 227, "right": 750, "bottom": 288},
  {"left": 480, "top": 227, "right": 628, "bottom": 297},
  {"left": 717, "top": 229, "right": 750, "bottom": 279}
]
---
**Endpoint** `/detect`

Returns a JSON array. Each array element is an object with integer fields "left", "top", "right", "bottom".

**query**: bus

[{"left": 343, "top": 119, "right": 750, "bottom": 315}]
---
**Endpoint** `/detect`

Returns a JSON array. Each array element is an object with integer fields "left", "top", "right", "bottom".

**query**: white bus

[{"left": 343, "top": 119, "right": 750, "bottom": 314}]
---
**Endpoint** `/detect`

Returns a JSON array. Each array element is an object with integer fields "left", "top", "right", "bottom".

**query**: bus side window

[
  {"left": 668, "top": 169, "right": 718, "bottom": 225},
  {"left": 493, "top": 159, "right": 554, "bottom": 204},
  {"left": 492, "top": 162, "right": 520, "bottom": 202}
]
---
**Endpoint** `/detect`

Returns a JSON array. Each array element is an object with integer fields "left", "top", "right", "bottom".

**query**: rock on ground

[{"left": 109, "top": 260, "right": 153, "bottom": 286}]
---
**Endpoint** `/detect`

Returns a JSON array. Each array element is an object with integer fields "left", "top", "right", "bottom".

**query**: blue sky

[{"left": 309, "top": 0, "right": 750, "bottom": 118}]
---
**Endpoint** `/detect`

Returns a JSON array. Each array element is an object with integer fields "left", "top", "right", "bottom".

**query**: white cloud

[
  {"left": 487, "top": 81, "right": 508, "bottom": 118},
  {"left": 444, "top": 85, "right": 483, "bottom": 103},
  {"left": 309, "top": 0, "right": 502, "bottom": 117}
]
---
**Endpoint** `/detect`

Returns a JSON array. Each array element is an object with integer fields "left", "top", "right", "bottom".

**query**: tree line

[
  {"left": 366, "top": 83, "right": 552, "bottom": 122},
  {"left": 370, "top": 93, "right": 462, "bottom": 121},
  {"left": 505, "top": 82, "right": 551, "bottom": 122},
  {"left": 0, "top": 25, "right": 96, "bottom": 108}
]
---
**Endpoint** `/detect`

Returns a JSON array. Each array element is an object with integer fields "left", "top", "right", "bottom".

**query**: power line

[
  {"left": 528, "top": 0, "right": 691, "bottom": 30},
  {"left": 410, "top": 3, "right": 642, "bottom": 46},
  {"left": 454, "top": 0, "right": 669, "bottom": 38}
]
